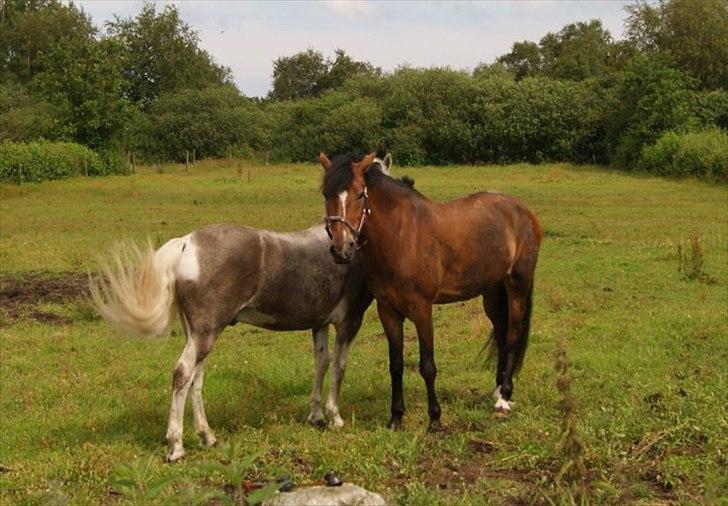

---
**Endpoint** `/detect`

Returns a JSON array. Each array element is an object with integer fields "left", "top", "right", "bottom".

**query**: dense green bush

[
  {"left": 138, "top": 85, "right": 265, "bottom": 161},
  {"left": 638, "top": 128, "right": 728, "bottom": 181},
  {"left": 0, "top": 141, "right": 125, "bottom": 183},
  {"left": 607, "top": 56, "right": 697, "bottom": 168}
]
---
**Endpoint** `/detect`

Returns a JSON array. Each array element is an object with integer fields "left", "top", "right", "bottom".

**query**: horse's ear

[
  {"left": 355, "top": 152, "right": 377, "bottom": 175},
  {"left": 319, "top": 152, "right": 332, "bottom": 170},
  {"left": 383, "top": 153, "right": 393, "bottom": 170}
]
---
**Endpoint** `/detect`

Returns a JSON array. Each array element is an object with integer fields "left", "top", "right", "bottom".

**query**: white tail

[{"left": 89, "top": 238, "right": 184, "bottom": 337}]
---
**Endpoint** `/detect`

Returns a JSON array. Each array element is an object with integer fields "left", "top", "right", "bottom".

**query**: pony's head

[{"left": 319, "top": 151, "right": 391, "bottom": 263}]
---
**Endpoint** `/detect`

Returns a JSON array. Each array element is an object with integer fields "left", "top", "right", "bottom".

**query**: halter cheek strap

[{"left": 324, "top": 187, "right": 371, "bottom": 249}]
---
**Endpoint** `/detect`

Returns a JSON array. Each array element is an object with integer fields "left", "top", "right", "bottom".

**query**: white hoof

[
  {"left": 167, "top": 445, "right": 186, "bottom": 462},
  {"left": 494, "top": 396, "right": 511, "bottom": 417},
  {"left": 330, "top": 414, "right": 345, "bottom": 428}
]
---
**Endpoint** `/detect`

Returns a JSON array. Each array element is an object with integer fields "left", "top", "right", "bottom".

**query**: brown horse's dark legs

[
  {"left": 377, "top": 301, "right": 406, "bottom": 429},
  {"left": 411, "top": 305, "right": 442, "bottom": 431}
]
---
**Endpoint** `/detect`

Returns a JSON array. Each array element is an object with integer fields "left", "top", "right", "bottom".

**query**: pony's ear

[
  {"left": 383, "top": 153, "right": 393, "bottom": 170},
  {"left": 354, "top": 152, "right": 376, "bottom": 175},
  {"left": 318, "top": 152, "right": 332, "bottom": 170}
]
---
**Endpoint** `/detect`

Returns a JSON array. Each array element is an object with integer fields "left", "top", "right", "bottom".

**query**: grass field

[{"left": 1, "top": 160, "right": 727, "bottom": 504}]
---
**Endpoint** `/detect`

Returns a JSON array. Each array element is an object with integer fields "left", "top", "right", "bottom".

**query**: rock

[{"left": 263, "top": 483, "right": 386, "bottom": 506}]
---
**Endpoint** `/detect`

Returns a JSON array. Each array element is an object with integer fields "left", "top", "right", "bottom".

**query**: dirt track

[{"left": 0, "top": 272, "right": 89, "bottom": 324}]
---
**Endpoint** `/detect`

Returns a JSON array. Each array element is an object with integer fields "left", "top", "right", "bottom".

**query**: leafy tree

[
  {"left": 0, "top": 0, "right": 95, "bottom": 82},
  {"left": 0, "top": 81, "right": 63, "bottom": 141},
  {"left": 32, "top": 37, "right": 130, "bottom": 150},
  {"left": 319, "top": 48, "right": 380, "bottom": 90},
  {"left": 270, "top": 48, "right": 377, "bottom": 100},
  {"left": 539, "top": 20, "right": 614, "bottom": 80},
  {"left": 625, "top": 0, "right": 728, "bottom": 89},
  {"left": 270, "top": 48, "right": 328, "bottom": 101},
  {"left": 496, "top": 41, "right": 542, "bottom": 80},
  {"left": 107, "top": 3, "right": 231, "bottom": 108}
]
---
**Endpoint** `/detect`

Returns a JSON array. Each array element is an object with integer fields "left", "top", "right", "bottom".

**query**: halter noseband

[{"left": 324, "top": 187, "right": 371, "bottom": 249}]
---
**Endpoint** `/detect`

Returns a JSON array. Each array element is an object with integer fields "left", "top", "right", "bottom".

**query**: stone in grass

[{"left": 263, "top": 483, "right": 386, "bottom": 506}]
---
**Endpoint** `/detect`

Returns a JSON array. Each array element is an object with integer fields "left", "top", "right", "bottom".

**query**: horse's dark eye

[{"left": 356, "top": 191, "right": 365, "bottom": 200}]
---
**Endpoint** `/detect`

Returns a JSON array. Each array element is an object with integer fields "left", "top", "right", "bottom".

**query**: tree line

[{"left": 1, "top": 0, "right": 726, "bottom": 180}]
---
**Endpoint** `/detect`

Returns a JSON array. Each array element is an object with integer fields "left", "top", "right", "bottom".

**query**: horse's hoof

[
  {"left": 330, "top": 415, "right": 345, "bottom": 428},
  {"left": 427, "top": 420, "right": 443, "bottom": 433},
  {"left": 307, "top": 413, "right": 327, "bottom": 429},
  {"left": 387, "top": 418, "right": 402, "bottom": 430},
  {"left": 199, "top": 432, "right": 217, "bottom": 448},
  {"left": 494, "top": 397, "right": 511, "bottom": 418},
  {"left": 166, "top": 447, "right": 186, "bottom": 462},
  {"left": 494, "top": 407, "right": 511, "bottom": 419}
]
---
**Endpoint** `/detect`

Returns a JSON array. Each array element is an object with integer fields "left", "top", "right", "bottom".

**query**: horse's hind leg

[
  {"left": 307, "top": 326, "right": 329, "bottom": 428},
  {"left": 190, "top": 362, "right": 216, "bottom": 447},
  {"left": 166, "top": 313, "right": 217, "bottom": 461},
  {"left": 326, "top": 315, "right": 363, "bottom": 427}
]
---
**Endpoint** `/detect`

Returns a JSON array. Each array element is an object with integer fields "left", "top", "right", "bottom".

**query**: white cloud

[{"left": 318, "top": 0, "right": 375, "bottom": 16}]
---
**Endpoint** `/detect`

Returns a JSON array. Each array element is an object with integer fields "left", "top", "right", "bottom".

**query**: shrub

[
  {"left": 638, "top": 128, "right": 728, "bottom": 181},
  {"left": 0, "top": 141, "right": 124, "bottom": 183}
]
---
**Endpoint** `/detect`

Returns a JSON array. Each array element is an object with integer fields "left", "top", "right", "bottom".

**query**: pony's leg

[
  {"left": 166, "top": 324, "right": 216, "bottom": 462},
  {"left": 190, "top": 363, "right": 216, "bottom": 447},
  {"left": 411, "top": 303, "right": 442, "bottom": 432},
  {"left": 326, "top": 316, "right": 362, "bottom": 427},
  {"left": 307, "top": 326, "right": 329, "bottom": 427},
  {"left": 482, "top": 284, "right": 509, "bottom": 407},
  {"left": 166, "top": 336, "right": 197, "bottom": 462},
  {"left": 377, "top": 301, "right": 405, "bottom": 429}
]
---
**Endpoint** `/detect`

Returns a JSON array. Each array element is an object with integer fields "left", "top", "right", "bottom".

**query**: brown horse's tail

[
  {"left": 513, "top": 288, "right": 533, "bottom": 374},
  {"left": 482, "top": 285, "right": 533, "bottom": 375}
]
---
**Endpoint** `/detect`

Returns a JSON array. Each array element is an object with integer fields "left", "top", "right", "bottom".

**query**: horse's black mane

[{"left": 321, "top": 152, "right": 415, "bottom": 198}]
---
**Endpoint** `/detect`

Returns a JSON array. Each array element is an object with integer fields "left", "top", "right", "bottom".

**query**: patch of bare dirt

[{"left": 0, "top": 272, "right": 89, "bottom": 325}]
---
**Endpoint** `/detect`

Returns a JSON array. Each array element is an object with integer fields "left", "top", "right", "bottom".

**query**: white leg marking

[
  {"left": 307, "top": 327, "right": 329, "bottom": 427},
  {"left": 326, "top": 337, "right": 352, "bottom": 428},
  {"left": 492, "top": 385, "right": 502, "bottom": 401},
  {"left": 166, "top": 337, "right": 197, "bottom": 461},
  {"left": 190, "top": 364, "right": 216, "bottom": 447}
]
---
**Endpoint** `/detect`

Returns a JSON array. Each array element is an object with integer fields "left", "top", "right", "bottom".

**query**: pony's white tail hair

[{"left": 89, "top": 238, "right": 183, "bottom": 337}]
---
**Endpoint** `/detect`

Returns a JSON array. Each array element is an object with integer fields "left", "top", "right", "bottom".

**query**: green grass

[{"left": 1, "top": 160, "right": 727, "bottom": 504}]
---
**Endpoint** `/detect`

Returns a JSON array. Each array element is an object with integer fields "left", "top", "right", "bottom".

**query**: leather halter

[{"left": 324, "top": 187, "right": 371, "bottom": 249}]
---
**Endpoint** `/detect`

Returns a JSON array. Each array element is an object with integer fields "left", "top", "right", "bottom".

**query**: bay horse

[
  {"left": 90, "top": 221, "right": 374, "bottom": 461},
  {"left": 319, "top": 152, "right": 542, "bottom": 431}
]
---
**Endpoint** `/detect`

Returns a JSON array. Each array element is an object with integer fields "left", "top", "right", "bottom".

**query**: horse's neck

[{"left": 365, "top": 185, "right": 418, "bottom": 254}]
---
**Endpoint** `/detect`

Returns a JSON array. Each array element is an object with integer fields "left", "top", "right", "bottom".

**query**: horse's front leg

[
  {"left": 307, "top": 326, "right": 329, "bottom": 428},
  {"left": 411, "top": 303, "right": 442, "bottom": 432},
  {"left": 326, "top": 316, "right": 362, "bottom": 427},
  {"left": 377, "top": 301, "right": 405, "bottom": 429}
]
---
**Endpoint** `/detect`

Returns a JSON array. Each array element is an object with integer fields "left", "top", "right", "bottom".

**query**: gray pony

[{"left": 90, "top": 156, "right": 391, "bottom": 461}]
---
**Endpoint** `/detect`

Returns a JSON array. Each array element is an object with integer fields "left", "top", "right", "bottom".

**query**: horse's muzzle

[{"left": 330, "top": 246, "right": 352, "bottom": 264}]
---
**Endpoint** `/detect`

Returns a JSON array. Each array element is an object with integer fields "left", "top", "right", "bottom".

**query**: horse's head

[{"left": 319, "top": 151, "right": 391, "bottom": 263}]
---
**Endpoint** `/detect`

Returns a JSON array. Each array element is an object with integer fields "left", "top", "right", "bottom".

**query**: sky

[{"left": 77, "top": 0, "right": 631, "bottom": 97}]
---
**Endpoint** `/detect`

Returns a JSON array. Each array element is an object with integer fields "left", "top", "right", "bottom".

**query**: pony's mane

[{"left": 321, "top": 152, "right": 415, "bottom": 198}]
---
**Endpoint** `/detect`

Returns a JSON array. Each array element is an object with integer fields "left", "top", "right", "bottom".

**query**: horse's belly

[{"left": 234, "top": 307, "right": 312, "bottom": 331}]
